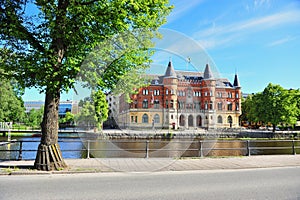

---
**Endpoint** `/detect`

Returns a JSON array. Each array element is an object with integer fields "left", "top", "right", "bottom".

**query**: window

[
  {"left": 142, "top": 89, "right": 148, "bottom": 95},
  {"left": 154, "top": 90, "right": 160, "bottom": 96},
  {"left": 154, "top": 100, "right": 159, "bottom": 109},
  {"left": 177, "top": 90, "right": 185, "bottom": 96},
  {"left": 210, "top": 90, "right": 213, "bottom": 96},
  {"left": 171, "top": 89, "right": 175, "bottom": 95},
  {"left": 217, "top": 116, "right": 223, "bottom": 123},
  {"left": 209, "top": 101, "right": 213, "bottom": 110},
  {"left": 134, "top": 100, "right": 137, "bottom": 108},
  {"left": 165, "top": 100, "right": 168, "bottom": 109},
  {"left": 236, "top": 93, "right": 239, "bottom": 98},
  {"left": 194, "top": 101, "right": 200, "bottom": 110},
  {"left": 227, "top": 116, "right": 233, "bottom": 124},
  {"left": 228, "top": 92, "right": 232, "bottom": 98},
  {"left": 227, "top": 102, "right": 232, "bottom": 111},
  {"left": 142, "top": 114, "right": 149, "bottom": 123},
  {"left": 204, "top": 101, "right": 208, "bottom": 110},
  {"left": 142, "top": 100, "right": 148, "bottom": 108},
  {"left": 205, "top": 92, "right": 208, "bottom": 96},
  {"left": 217, "top": 92, "right": 222, "bottom": 98},
  {"left": 131, "top": 116, "right": 137, "bottom": 123},
  {"left": 170, "top": 100, "right": 174, "bottom": 108},
  {"left": 236, "top": 103, "right": 239, "bottom": 111},
  {"left": 178, "top": 101, "right": 183, "bottom": 109},
  {"left": 166, "top": 89, "right": 168, "bottom": 95},
  {"left": 154, "top": 114, "right": 160, "bottom": 123},
  {"left": 217, "top": 102, "right": 223, "bottom": 110}
]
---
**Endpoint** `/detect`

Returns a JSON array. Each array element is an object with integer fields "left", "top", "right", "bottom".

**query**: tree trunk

[{"left": 34, "top": 87, "right": 67, "bottom": 171}]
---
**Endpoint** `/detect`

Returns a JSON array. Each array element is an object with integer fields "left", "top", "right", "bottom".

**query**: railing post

[
  {"left": 87, "top": 140, "right": 90, "bottom": 159},
  {"left": 292, "top": 140, "right": 296, "bottom": 155},
  {"left": 18, "top": 141, "right": 23, "bottom": 160},
  {"left": 247, "top": 140, "right": 251, "bottom": 156},
  {"left": 199, "top": 140, "right": 203, "bottom": 157},
  {"left": 145, "top": 140, "right": 149, "bottom": 158}
]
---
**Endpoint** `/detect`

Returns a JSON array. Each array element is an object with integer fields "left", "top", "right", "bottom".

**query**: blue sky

[
  {"left": 159, "top": 0, "right": 300, "bottom": 94},
  {"left": 23, "top": 0, "right": 300, "bottom": 101}
]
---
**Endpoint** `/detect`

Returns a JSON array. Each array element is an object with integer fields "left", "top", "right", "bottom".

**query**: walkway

[{"left": 1, "top": 155, "right": 300, "bottom": 175}]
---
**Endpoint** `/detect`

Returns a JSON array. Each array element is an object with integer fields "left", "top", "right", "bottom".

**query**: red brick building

[{"left": 117, "top": 61, "right": 241, "bottom": 130}]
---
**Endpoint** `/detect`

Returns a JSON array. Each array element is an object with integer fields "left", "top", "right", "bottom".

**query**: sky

[
  {"left": 22, "top": 0, "right": 300, "bottom": 101},
  {"left": 158, "top": 0, "right": 300, "bottom": 94}
]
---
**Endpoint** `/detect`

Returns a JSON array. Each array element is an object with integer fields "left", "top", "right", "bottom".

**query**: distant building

[
  {"left": 103, "top": 93, "right": 119, "bottom": 128},
  {"left": 24, "top": 100, "right": 79, "bottom": 117},
  {"left": 116, "top": 61, "right": 242, "bottom": 130}
]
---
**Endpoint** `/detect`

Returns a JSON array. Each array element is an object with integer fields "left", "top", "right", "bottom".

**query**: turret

[
  {"left": 164, "top": 61, "right": 176, "bottom": 78},
  {"left": 204, "top": 63, "right": 213, "bottom": 79},
  {"left": 233, "top": 74, "right": 240, "bottom": 88}
]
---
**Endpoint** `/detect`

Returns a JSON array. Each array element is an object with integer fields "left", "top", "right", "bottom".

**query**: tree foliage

[
  {"left": 75, "top": 101, "right": 97, "bottom": 128},
  {"left": 0, "top": 0, "right": 172, "bottom": 170},
  {"left": 26, "top": 107, "right": 44, "bottom": 127},
  {"left": 75, "top": 90, "right": 108, "bottom": 129},
  {"left": 0, "top": 0, "right": 172, "bottom": 93},
  {"left": 59, "top": 111, "right": 74, "bottom": 124},
  {"left": 0, "top": 77, "right": 25, "bottom": 122},
  {"left": 242, "top": 83, "right": 300, "bottom": 132}
]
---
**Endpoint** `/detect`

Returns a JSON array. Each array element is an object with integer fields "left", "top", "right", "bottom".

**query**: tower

[
  {"left": 163, "top": 61, "right": 178, "bottom": 129},
  {"left": 202, "top": 63, "right": 216, "bottom": 129}
]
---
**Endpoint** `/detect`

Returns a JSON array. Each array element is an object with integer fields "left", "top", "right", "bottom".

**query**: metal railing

[{"left": 0, "top": 139, "right": 299, "bottom": 161}]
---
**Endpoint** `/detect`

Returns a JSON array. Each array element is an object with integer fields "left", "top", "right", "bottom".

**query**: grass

[{"left": 2, "top": 166, "right": 20, "bottom": 173}]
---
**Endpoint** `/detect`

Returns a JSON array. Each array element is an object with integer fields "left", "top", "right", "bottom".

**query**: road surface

[{"left": 1, "top": 167, "right": 300, "bottom": 200}]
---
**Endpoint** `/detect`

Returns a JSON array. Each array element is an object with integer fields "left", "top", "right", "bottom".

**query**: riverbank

[
  {"left": 1, "top": 128, "right": 300, "bottom": 139},
  {"left": 1, "top": 155, "right": 300, "bottom": 175}
]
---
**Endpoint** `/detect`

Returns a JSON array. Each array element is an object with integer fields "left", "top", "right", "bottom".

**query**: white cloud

[
  {"left": 267, "top": 36, "right": 297, "bottom": 47},
  {"left": 194, "top": 9, "right": 300, "bottom": 49}
]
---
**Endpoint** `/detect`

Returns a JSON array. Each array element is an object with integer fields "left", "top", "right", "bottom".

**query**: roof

[{"left": 164, "top": 61, "right": 176, "bottom": 78}]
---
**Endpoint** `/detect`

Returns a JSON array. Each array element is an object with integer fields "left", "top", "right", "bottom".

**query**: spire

[
  {"left": 203, "top": 63, "right": 213, "bottom": 79},
  {"left": 164, "top": 60, "right": 176, "bottom": 78},
  {"left": 233, "top": 73, "right": 240, "bottom": 87}
]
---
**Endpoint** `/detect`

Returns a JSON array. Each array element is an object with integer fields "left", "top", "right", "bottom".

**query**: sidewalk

[{"left": 1, "top": 155, "right": 300, "bottom": 175}]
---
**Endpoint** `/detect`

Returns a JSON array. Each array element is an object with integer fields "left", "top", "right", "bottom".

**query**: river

[{"left": 0, "top": 135, "right": 299, "bottom": 160}]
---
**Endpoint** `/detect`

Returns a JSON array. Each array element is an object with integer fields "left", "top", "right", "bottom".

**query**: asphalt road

[{"left": 1, "top": 167, "right": 300, "bottom": 200}]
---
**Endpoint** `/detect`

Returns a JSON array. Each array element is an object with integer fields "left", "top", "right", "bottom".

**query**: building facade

[
  {"left": 24, "top": 100, "right": 79, "bottom": 117},
  {"left": 117, "top": 61, "right": 241, "bottom": 130}
]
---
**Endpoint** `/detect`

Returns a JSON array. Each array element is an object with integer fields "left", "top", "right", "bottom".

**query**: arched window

[
  {"left": 154, "top": 114, "right": 160, "bottom": 123},
  {"left": 142, "top": 114, "right": 149, "bottom": 123},
  {"left": 227, "top": 115, "right": 233, "bottom": 127},
  {"left": 217, "top": 115, "right": 223, "bottom": 123},
  {"left": 179, "top": 115, "right": 185, "bottom": 126},
  {"left": 188, "top": 115, "right": 193, "bottom": 127},
  {"left": 196, "top": 115, "right": 202, "bottom": 127}
]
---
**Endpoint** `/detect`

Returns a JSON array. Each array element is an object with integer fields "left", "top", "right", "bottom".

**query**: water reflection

[{"left": 1, "top": 136, "right": 299, "bottom": 160}]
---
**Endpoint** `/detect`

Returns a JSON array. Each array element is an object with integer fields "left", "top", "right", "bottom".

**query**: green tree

[
  {"left": 26, "top": 108, "right": 44, "bottom": 128},
  {"left": 244, "top": 83, "right": 299, "bottom": 132},
  {"left": 0, "top": 77, "right": 25, "bottom": 122},
  {"left": 59, "top": 111, "right": 74, "bottom": 125},
  {"left": 93, "top": 90, "right": 108, "bottom": 128},
  {"left": 75, "top": 91, "right": 108, "bottom": 129},
  {"left": 75, "top": 101, "right": 97, "bottom": 129},
  {"left": 0, "top": 0, "right": 172, "bottom": 170}
]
